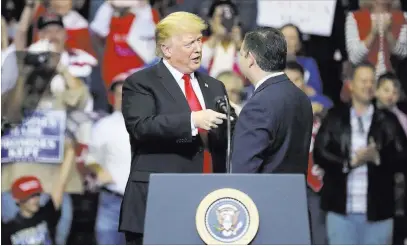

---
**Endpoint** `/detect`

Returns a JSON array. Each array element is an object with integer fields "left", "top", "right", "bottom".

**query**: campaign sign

[
  {"left": 1, "top": 110, "right": 66, "bottom": 164},
  {"left": 257, "top": 0, "right": 337, "bottom": 37}
]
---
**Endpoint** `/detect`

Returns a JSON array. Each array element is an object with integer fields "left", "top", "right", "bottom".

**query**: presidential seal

[{"left": 196, "top": 188, "right": 259, "bottom": 245}]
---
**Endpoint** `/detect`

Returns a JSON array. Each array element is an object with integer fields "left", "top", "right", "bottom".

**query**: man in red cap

[{"left": 1, "top": 146, "right": 74, "bottom": 245}]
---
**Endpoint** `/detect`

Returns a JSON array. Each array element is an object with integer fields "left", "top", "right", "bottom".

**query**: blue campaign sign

[{"left": 1, "top": 110, "right": 66, "bottom": 164}]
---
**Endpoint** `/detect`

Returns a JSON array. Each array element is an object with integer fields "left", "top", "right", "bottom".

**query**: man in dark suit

[
  {"left": 231, "top": 27, "right": 313, "bottom": 174},
  {"left": 120, "top": 12, "right": 234, "bottom": 244}
]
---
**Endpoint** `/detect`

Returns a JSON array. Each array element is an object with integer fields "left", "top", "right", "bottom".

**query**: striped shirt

[{"left": 346, "top": 105, "right": 374, "bottom": 214}]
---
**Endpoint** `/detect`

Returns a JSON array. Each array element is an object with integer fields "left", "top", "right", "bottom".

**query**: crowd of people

[{"left": 1, "top": 0, "right": 406, "bottom": 244}]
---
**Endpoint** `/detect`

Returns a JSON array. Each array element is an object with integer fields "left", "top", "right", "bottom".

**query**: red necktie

[
  {"left": 183, "top": 74, "right": 212, "bottom": 173},
  {"left": 183, "top": 74, "right": 202, "bottom": 112}
]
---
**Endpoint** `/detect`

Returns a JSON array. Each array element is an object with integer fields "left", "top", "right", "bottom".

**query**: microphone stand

[{"left": 224, "top": 95, "right": 232, "bottom": 173}]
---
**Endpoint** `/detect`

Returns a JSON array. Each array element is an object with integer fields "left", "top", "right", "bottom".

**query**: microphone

[
  {"left": 215, "top": 96, "right": 228, "bottom": 114},
  {"left": 214, "top": 95, "right": 232, "bottom": 173}
]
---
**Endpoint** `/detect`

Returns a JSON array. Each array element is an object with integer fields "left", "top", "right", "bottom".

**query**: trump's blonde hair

[{"left": 155, "top": 11, "right": 207, "bottom": 57}]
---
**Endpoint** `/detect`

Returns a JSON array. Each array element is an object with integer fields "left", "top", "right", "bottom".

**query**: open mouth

[{"left": 192, "top": 56, "right": 201, "bottom": 62}]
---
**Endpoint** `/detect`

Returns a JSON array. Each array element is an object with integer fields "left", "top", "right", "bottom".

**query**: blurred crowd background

[{"left": 1, "top": 0, "right": 406, "bottom": 244}]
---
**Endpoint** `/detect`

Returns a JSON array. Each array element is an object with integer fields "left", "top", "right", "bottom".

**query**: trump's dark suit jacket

[
  {"left": 231, "top": 74, "right": 313, "bottom": 174},
  {"left": 119, "top": 60, "right": 231, "bottom": 234}
]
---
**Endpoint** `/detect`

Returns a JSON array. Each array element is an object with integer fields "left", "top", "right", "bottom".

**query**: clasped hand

[
  {"left": 371, "top": 15, "right": 392, "bottom": 34},
  {"left": 350, "top": 138, "right": 380, "bottom": 167}
]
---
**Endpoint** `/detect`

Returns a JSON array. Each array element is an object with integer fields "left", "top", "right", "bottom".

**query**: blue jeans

[
  {"left": 95, "top": 190, "right": 126, "bottom": 244},
  {"left": 1, "top": 192, "right": 73, "bottom": 245},
  {"left": 326, "top": 212, "right": 393, "bottom": 245}
]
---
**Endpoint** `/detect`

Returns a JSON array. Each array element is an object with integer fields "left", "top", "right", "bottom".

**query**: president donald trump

[{"left": 120, "top": 12, "right": 235, "bottom": 244}]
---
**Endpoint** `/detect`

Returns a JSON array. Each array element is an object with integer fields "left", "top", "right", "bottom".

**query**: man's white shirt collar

[
  {"left": 254, "top": 72, "right": 284, "bottom": 91},
  {"left": 163, "top": 59, "right": 196, "bottom": 81}
]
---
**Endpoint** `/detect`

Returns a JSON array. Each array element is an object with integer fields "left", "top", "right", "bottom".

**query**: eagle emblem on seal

[{"left": 215, "top": 204, "right": 244, "bottom": 237}]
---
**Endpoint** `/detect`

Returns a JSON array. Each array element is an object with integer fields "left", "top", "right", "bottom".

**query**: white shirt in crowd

[
  {"left": 87, "top": 111, "right": 131, "bottom": 195},
  {"left": 346, "top": 104, "right": 374, "bottom": 214},
  {"left": 201, "top": 42, "right": 237, "bottom": 78},
  {"left": 1, "top": 44, "right": 18, "bottom": 94}
]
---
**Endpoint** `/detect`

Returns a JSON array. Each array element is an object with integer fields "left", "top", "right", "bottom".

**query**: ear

[
  {"left": 160, "top": 42, "right": 172, "bottom": 58},
  {"left": 247, "top": 52, "right": 256, "bottom": 68}
]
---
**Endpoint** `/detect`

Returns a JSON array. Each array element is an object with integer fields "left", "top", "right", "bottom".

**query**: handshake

[{"left": 192, "top": 109, "right": 234, "bottom": 131}]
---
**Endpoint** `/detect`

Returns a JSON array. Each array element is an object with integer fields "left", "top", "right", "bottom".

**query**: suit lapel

[
  {"left": 368, "top": 108, "right": 380, "bottom": 147},
  {"left": 342, "top": 106, "right": 351, "bottom": 157},
  {"left": 156, "top": 60, "right": 190, "bottom": 111},
  {"left": 195, "top": 72, "right": 214, "bottom": 110}
]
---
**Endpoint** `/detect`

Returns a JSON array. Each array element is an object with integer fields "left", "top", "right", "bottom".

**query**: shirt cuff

[{"left": 191, "top": 113, "right": 198, "bottom": 136}]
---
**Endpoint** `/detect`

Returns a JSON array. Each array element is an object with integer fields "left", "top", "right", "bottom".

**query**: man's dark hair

[
  {"left": 285, "top": 61, "right": 304, "bottom": 77},
  {"left": 377, "top": 72, "right": 405, "bottom": 100},
  {"left": 351, "top": 61, "right": 375, "bottom": 79},
  {"left": 243, "top": 27, "right": 287, "bottom": 72},
  {"left": 377, "top": 72, "right": 401, "bottom": 89}
]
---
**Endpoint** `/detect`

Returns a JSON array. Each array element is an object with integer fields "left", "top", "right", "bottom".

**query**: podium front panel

[{"left": 143, "top": 174, "right": 310, "bottom": 245}]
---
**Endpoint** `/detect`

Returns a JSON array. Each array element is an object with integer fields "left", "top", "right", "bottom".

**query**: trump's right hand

[{"left": 192, "top": 109, "right": 227, "bottom": 130}]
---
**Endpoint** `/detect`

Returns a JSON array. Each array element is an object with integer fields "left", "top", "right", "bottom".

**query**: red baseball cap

[{"left": 11, "top": 176, "right": 43, "bottom": 201}]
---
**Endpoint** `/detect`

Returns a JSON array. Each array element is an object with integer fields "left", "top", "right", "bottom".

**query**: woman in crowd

[
  {"left": 201, "top": 0, "right": 242, "bottom": 79},
  {"left": 346, "top": 0, "right": 407, "bottom": 76},
  {"left": 281, "top": 23, "right": 324, "bottom": 95}
]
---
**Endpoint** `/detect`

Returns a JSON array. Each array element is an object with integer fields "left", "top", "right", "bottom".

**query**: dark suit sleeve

[
  {"left": 313, "top": 111, "right": 348, "bottom": 173},
  {"left": 122, "top": 75, "right": 192, "bottom": 142},
  {"left": 231, "top": 98, "right": 272, "bottom": 173}
]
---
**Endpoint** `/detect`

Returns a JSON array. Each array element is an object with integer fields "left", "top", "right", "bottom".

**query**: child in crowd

[
  {"left": 375, "top": 72, "right": 407, "bottom": 245},
  {"left": 1, "top": 141, "right": 75, "bottom": 245},
  {"left": 284, "top": 61, "right": 333, "bottom": 116},
  {"left": 375, "top": 72, "right": 407, "bottom": 135}
]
